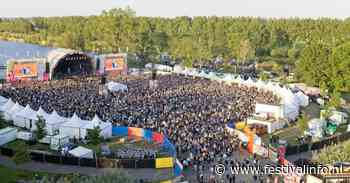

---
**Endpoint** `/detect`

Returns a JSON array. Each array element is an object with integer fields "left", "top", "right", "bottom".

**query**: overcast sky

[{"left": 0, "top": 0, "right": 348, "bottom": 19}]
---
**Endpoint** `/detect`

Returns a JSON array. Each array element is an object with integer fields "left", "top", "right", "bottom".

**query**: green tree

[
  {"left": 259, "top": 72, "right": 269, "bottom": 81},
  {"left": 35, "top": 116, "right": 47, "bottom": 141},
  {"left": 87, "top": 126, "right": 102, "bottom": 145},
  {"left": 297, "top": 113, "right": 309, "bottom": 133},
  {"left": 238, "top": 39, "right": 254, "bottom": 63},
  {"left": 330, "top": 42, "right": 350, "bottom": 91},
  {"left": 296, "top": 41, "right": 332, "bottom": 87},
  {"left": 101, "top": 6, "right": 136, "bottom": 17}
]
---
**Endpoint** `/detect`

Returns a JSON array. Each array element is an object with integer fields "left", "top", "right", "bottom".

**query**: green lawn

[
  {"left": 262, "top": 125, "right": 303, "bottom": 146},
  {"left": 5, "top": 140, "right": 29, "bottom": 151},
  {"left": 0, "top": 165, "right": 50, "bottom": 183}
]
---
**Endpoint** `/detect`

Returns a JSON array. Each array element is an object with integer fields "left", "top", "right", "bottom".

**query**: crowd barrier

[
  {"left": 285, "top": 131, "right": 350, "bottom": 156},
  {"left": 29, "top": 151, "right": 171, "bottom": 169}
]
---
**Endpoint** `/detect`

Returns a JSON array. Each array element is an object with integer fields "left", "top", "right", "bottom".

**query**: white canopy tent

[
  {"left": 81, "top": 114, "right": 112, "bottom": 139},
  {"left": 36, "top": 107, "right": 50, "bottom": 120},
  {"left": 0, "top": 96, "right": 8, "bottom": 106},
  {"left": 295, "top": 91, "right": 309, "bottom": 107},
  {"left": 307, "top": 118, "right": 326, "bottom": 138},
  {"left": 59, "top": 113, "right": 88, "bottom": 139},
  {"left": 7, "top": 102, "right": 24, "bottom": 125},
  {"left": 106, "top": 82, "right": 128, "bottom": 92},
  {"left": 145, "top": 63, "right": 172, "bottom": 72},
  {"left": 15, "top": 104, "right": 39, "bottom": 131},
  {"left": 46, "top": 110, "right": 68, "bottom": 135},
  {"left": 1, "top": 99, "right": 15, "bottom": 117},
  {"left": 68, "top": 146, "right": 94, "bottom": 159}
]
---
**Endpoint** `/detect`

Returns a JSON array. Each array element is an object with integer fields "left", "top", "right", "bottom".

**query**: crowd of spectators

[{"left": 0, "top": 74, "right": 280, "bottom": 182}]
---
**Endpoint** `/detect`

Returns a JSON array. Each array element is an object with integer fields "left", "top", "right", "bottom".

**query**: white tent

[
  {"left": 0, "top": 96, "right": 8, "bottom": 106},
  {"left": 68, "top": 146, "right": 94, "bottom": 159},
  {"left": 82, "top": 114, "right": 112, "bottom": 139},
  {"left": 7, "top": 102, "right": 24, "bottom": 125},
  {"left": 46, "top": 110, "right": 68, "bottom": 135},
  {"left": 0, "top": 127, "right": 17, "bottom": 146},
  {"left": 1, "top": 98, "right": 15, "bottom": 114},
  {"left": 59, "top": 113, "right": 87, "bottom": 139},
  {"left": 145, "top": 63, "right": 172, "bottom": 72},
  {"left": 15, "top": 104, "right": 39, "bottom": 131},
  {"left": 36, "top": 107, "right": 50, "bottom": 120},
  {"left": 106, "top": 82, "right": 128, "bottom": 92},
  {"left": 295, "top": 91, "right": 309, "bottom": 107},
  {"left": 307, "top": 118, "right": 326, "bottom": 138}
]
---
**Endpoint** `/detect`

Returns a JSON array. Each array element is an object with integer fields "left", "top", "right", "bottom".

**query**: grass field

[
  {"left": 262, "top": 125, "right": 303, "bottom": 146},
  {"left": 0, "top": 165, "right": 50, "bottom": 183}
]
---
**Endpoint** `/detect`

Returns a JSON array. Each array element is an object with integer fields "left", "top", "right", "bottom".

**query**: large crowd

[{"left": 0, "top": 74, "right": 280, "bottom": 182}]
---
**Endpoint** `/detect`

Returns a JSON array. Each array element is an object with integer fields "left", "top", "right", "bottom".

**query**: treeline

[{"left": 0, "top": 8, "right": 349, "bottom": 91}]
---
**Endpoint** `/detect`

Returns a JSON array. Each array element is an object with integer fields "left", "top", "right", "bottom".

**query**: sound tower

[
  {"left": 101, "top": 75, "right": 106, "bottom": 85},
  {"left": 45, "top": 62, "right": 50, "bottom": 74}
]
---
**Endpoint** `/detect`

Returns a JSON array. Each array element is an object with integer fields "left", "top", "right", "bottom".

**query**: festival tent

[
  {"left": 307, "top": 118, "right": 326, "bottom": 138},
  {"left": 173, "top": 65, "right": 184, "bottom": 73},
  {"left": 68, "top": 146, "right": 94, "bottom": 159},
  {"left": 81, "top": 114, "right": 112, "bottom": 139},
  {"left": 7, "top": 102, "right": 24, "bottom": 125},
  {"left": 222, "top": 74, "right": 235, "bottom": 83},
  {"left": 255, "top": 79, "right": 265, "bottom": 89},
  {"left": 234, "top": 76, "right": 244, "bottom": 84},
  {"left": 46, "top": 110, "right": 68, "bottom": 135},
  {"left": 145, "top": 63, "right": 172, "bottom": 72},
  {"left": 0, "top": 96, "right": 8, "bottom": 106},
  {"left": 15, "top": 104, "right": 39, "bottom": 131},
  {"left": 1, "top": 98, "right": 15, "bottom": 115},
  {"left": 36, "top": 107, "right": 50, "bottom": 120},
  {"left": 295, "top": 91, "right": 309, "bottom": 107},
  {"left": 198, "top": 70, "right": 208, "bottom": 78},
  {"left": 59, "top": 113, "right": 87, "bottom": 139},
  {"left": 106, "top": 82, "right": 128, "bottom": 92},
  {"left": 207, "top": 72, "right": 219, "bottom": 80}
]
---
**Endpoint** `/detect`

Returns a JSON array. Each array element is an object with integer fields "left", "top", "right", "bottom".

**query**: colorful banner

[
  {"left": 111, "top": 126, "right": 180, "bottom": 175},
  {"left": 12, "top": 63, "right": 38, "bottom": 78},
  {"left": 156, "top": 157, "right": 174, "bottom": 169},
  {"left": 105, "top": 56, "right": 125, "bottom": 71}
]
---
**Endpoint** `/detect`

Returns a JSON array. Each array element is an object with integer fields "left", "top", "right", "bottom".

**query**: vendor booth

[
  {"left": 59, "top": 113, "right": 87, "bottom": 139},
  {"left": 247, "top": 117, "right": 287, "bottom": 134},
  {"left": 8, "top": 102, "right": 24, "bottom": 126},
  {"left": 69, "top": 146, "right": 94, "bottom": 159},
  {"left": 81, "top": 114, "right": 112, "bottom": 139},
  {"left": 46, "top": 110, "right": 68, "bottom": 135},
  {"left": 1, "top": 98, "right": 15, "bottom": 120},
  {"left": 15, "top": 104, "right": 39, "bottom": 131}
]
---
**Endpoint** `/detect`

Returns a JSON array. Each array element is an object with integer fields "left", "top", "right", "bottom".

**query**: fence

[
  {"left": 0, "top": 147, "right": 171, "bottom": 168},
  {"left": 285, "top": 131, "right": 350, "bottom": 156},
  {"left": 27, "top": 151, "right": 169, "bottom": 169}
]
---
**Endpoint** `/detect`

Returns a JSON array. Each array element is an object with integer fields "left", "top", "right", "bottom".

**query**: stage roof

[{"left": 0, "top": 40, "right": 54, "bottom": 66}]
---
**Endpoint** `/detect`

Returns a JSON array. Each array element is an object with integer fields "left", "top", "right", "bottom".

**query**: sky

[{"left": 0, "top": 0, "right": 349, "bottom": 19}]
